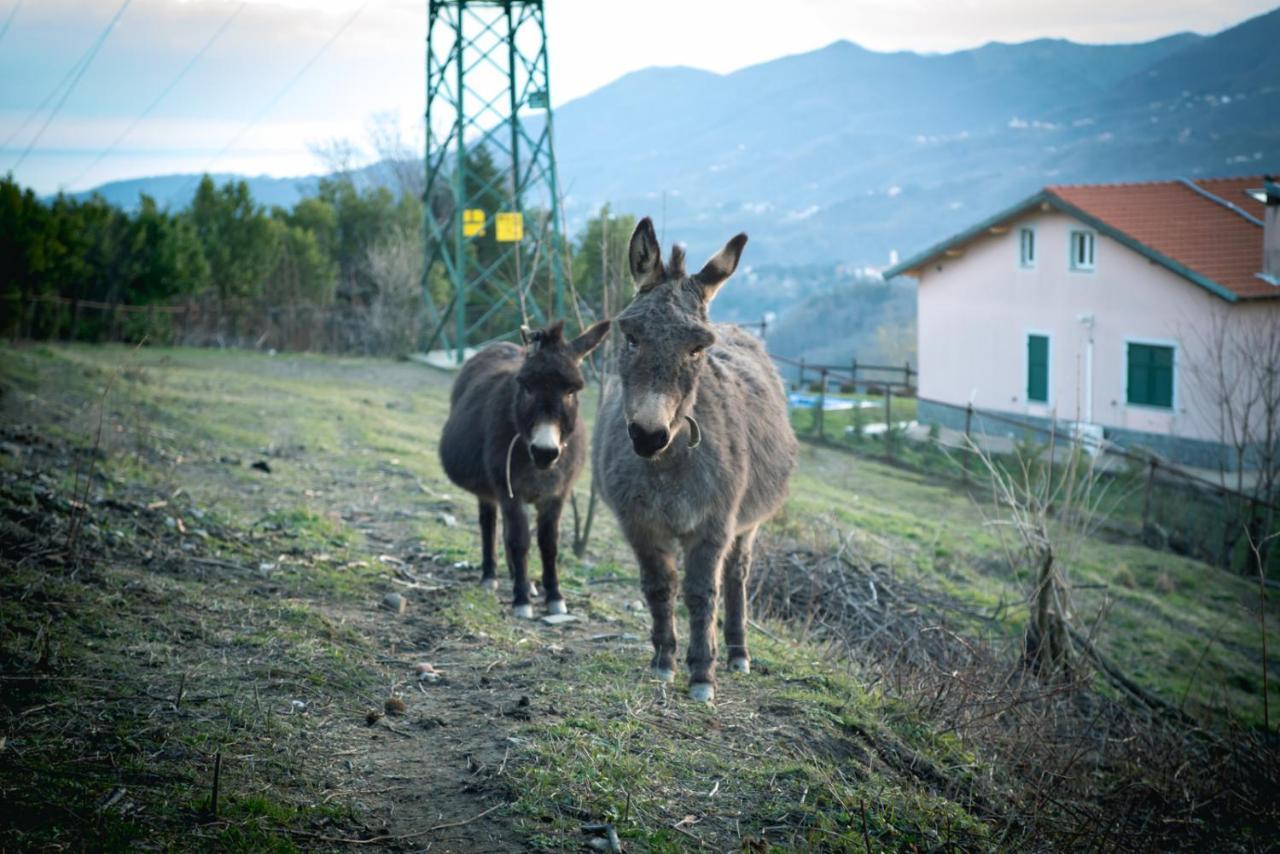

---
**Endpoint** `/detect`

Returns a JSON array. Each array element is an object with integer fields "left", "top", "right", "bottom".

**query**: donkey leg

[
  {"left": 478, "top": 499, "right": 499, "bottom": 590},
  {"left": 683, "top": 532, "right": 730, "bottom": 702},
  {"left": 536, "top": 498, "right": 567, "bottom": 615},
  {"left": 634, "top": 538, "right": 679, "bottom": 681},
  {"left": 724, "top": 527, "right": 758, "bottom": 674},
  {"left": 500, "top": 499, "right": 534, "bottom": 618}
]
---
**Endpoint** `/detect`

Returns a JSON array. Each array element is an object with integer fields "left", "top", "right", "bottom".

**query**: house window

[
  {"left": 1127, "top": 343, "right": 1174, "bottom": 409},
  {"left": 1019, "top": 228, "right": 1035, "bottom": 268},
  {"left": 1070, "top": 230, "right": 1095, "bottom": 271},
  {"left": 1027, "top": 334, "right": 1049, "bottom": 403}
]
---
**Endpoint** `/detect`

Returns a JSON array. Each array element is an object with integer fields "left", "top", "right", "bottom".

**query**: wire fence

[
  {"left": 777, "top": 358, "right": 1278, "bottom": 575},
  {"left": 3, "top": 293, "right": 427, "bottom": 357}
]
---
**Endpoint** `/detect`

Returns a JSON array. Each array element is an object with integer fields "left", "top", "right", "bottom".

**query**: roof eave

[
  {"left": 883, "top": 189, "right": 1241, "bottom": 304},
  {"left": 881, "top": 191, "right": 1049, "bottom": 280}
]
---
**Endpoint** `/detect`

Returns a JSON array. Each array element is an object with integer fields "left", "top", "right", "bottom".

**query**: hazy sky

[{"left": 1, "top": 0, "right": 1274, "bottom": 195}]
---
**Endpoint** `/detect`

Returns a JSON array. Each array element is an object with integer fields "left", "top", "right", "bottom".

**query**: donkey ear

[
  {"left": 693, "top": 232, "right": 748, "bottom": 302},
  {"left": 569, "top": 319, "right": 611, "bottom": 362},
  {"left": 628, "top": 217, "right": 665, "bottom": 292}
]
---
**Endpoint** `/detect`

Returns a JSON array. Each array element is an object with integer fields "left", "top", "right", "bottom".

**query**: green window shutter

[
  {"left": 1027, "top": 335, "right": 1049, "bottom": 403},
  {"left": 1127, "top": 343, "right": 1173, "bottom": 408}
]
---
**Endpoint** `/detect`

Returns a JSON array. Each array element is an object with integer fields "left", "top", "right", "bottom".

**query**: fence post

[
  {"left": 798, "top": 358, "right": 806, "bottom": 390},
  {"left": 69, "top": 299, "right": 81, "bottom": 342},
  {"left": 904, "top": 361, "right": 913, "bottom": 391},
  {"left": 884, "top": 384, "right": 893, "bottom": 461},
  {"left": 962, "top": 403, "right": 974, "bottom": 483},
  {"left": 1141, "top": 459, "right": 1158, "bottom": 533},
  {"left": 815, "top": 368, "right": 827, "bottom": 438},
  {"left": 851, "top": 358, "right": 858, "bottom": 393}
]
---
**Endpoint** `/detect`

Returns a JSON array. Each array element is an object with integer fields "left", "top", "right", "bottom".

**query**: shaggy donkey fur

[
  {"left": 440, "top": 319, "right": 610, "bottom": 617},
  {"left": 593, "top": 218, "right": 798, "bottom": 701}
]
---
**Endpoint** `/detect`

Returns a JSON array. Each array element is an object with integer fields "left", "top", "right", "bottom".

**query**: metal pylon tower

[{"left": 422, "top": 0, "right": 568, "bottom": 363}]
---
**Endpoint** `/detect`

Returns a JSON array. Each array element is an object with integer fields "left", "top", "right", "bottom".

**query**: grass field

[{"left": 1, "top": 343, "right": 1275, "bottom": 850}]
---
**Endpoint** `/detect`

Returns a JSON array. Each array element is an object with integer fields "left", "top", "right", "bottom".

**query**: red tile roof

[
  {"left": 886, "top": 174, "right": 1277, "bottom": 301},
  {"left": 1047, "top": 176, "right": 1272, "bottom": 300}
]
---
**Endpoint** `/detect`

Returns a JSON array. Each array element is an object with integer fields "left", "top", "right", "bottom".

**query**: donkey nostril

[
  {"left": 530, "top": 445, "right": 560, "bottom": 468},
  {"left": 628, "top": 424, "right": 670, "bottom": 457}
]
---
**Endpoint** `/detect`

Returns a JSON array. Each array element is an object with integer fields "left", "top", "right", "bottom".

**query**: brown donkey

[
  {"left": 593, "top": 219, "right": 797, "bottom": 701},
  {"left": 440, "top": 320, "right": 610, "bottom": 617}
]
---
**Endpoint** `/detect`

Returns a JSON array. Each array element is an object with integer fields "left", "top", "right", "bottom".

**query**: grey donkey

[
  {"left": 593, "top": 218, "right": 798, "bottom": 702},
  {"left": 440, "top": 319, "right": 610, "bottom": 618}
]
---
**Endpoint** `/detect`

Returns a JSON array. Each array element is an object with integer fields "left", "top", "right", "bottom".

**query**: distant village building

[{"left": 884, "top": 175, "right": 1280, "bottom": 469}]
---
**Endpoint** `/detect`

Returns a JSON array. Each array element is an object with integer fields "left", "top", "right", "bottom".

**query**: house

[{"left": 883, "top": 175, "right": 1280, "bottom": 469}]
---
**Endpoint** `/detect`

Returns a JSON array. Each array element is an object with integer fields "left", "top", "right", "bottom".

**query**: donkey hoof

[
  {"left": 546, "top": 598, "right": 567, "bottom": 616},
  {"left": 512, "top": 603, "right": 534, "bottom": 619},
  {"left": 651, "top": 667, "right": 674, "bottom": 683},
  {"left": 729, "top": 657, "right": 751, "bottom": 674},
  {"left": 689, "top": 683, "right": 715, "bottom": 703},
  {"left": 480, "top": 577, "right": 499, "bottom": 591}
]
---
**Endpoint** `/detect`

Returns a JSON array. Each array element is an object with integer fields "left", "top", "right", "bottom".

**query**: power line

[
  {"left": 180, "top": 1, "right": 369, "bottom": 200},
  {"left": 10, "top": 0, "right": 133, "bottom": 172},
  {"left": 69, "top": 1, "right": 247, "bottom": 190},
  {"left": 0, "top": 0, "right": 24, "bottom": 48}
]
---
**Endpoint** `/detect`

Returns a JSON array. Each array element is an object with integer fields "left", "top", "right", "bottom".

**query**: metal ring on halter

[
  {"left": 685, "top": 414, "right": 702, "bottom": 449},
  {"left": 505, "top": 433, "right": 520, "bottom": 498}
]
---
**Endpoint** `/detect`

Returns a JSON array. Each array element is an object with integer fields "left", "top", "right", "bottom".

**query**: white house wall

[{"left": 915, "top": 209, "right": 1244, "bottom": 445}]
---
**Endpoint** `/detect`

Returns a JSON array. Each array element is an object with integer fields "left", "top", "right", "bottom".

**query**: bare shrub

[
  {"left": 364, "top": 225, "right": 424, "bottom": 356},
  {"left": 748, "top": 523, "right": 1280, "bottom": 848}
]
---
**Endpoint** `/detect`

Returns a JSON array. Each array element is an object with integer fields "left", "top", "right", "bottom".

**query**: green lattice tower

[{"left": 422, "top": 0, "right": 568, "bottom": 363}]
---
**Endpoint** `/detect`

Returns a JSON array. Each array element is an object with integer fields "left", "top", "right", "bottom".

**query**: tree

[
  {"left": 1187, "top": 308, "right": 1280, "bottom": 572},
  {"left": 571, "top": 206, "right": 635, "bottom": 324},
  {"left": 188, "top": 176, "right": 280, "bottom": 301},
  {"left": 125, "top": 195, "right": 210, "bottom": 303}
]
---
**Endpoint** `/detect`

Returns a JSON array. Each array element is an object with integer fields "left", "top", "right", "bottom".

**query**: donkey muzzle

[
  {"left": 529, "top": 423, "right": 562, "bottom": 469},
  {"left": 627, "top": 422, "right": 670, "bottom": 458}
]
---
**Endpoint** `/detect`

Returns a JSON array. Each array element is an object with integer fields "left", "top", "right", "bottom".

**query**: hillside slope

[{"left": 1, "top": 344, "right": 1275, "bottom": 849}]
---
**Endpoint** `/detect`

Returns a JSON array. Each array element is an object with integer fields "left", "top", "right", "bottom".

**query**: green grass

[{"left": 1, "top": 342, "right": 1275, "bottom": 850}]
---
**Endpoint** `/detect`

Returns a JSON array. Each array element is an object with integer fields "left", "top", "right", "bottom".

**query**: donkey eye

[
  {"left": 690, "top": 345, "right": 705, "bottom": 358},
  {"left": 625, "top": 334, "right": 638, "bottom": 350}
]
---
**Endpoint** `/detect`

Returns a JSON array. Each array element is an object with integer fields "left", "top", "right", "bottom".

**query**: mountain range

[{"left": 74, "top": 7, "right": 1280, "bottom": 271}]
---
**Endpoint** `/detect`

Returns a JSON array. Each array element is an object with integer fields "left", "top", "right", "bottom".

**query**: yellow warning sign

[
  {"left": 495, "top": 212, "right": 524, "bottom": 242},
  {"left": 462, "top": 209, "right": 485, "bottom": 237}
]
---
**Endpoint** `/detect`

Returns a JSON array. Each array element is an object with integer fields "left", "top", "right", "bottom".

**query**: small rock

[
  {"left": 291, "top": 700, "right": 307, "bottom": 713},
  {"left": 258, "top": 562, "right": 276, "bottom": 577},
  {"left": 251, "top": 460, "right": 272, "bottom": 473},
  {"left": 365, "top": 709, "right": 382, "bottom": 726},
  {"left": 541, "top": 613, "right": 581, "bottom": 626},
  {"left": 437, "top": 512, "right": 458, "bottom": 528},
  {"left": 384, "top": 696, "right": 407, "bottom": 716},
  {"left": 625, "top": 600, "right": 645, "bottom": 612},
  {"left": 0, "top": 442, "right": 24, "bottom": 456},
  {"left": 219, "top": 456, "right": 241, "bottom": 465},
  {"left": 164, "top": 517, "right": 177, "bottom": 530},
  {"left": 414, "top": 662, "right": 441, "bottom": 682},
  {"left": 382, "top": 592, "right": 407, "bottom": 614}
]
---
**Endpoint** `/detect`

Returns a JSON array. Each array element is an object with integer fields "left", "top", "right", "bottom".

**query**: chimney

[{"left": 1266, "top": 176, "right": 1280, "bottom": 279}]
